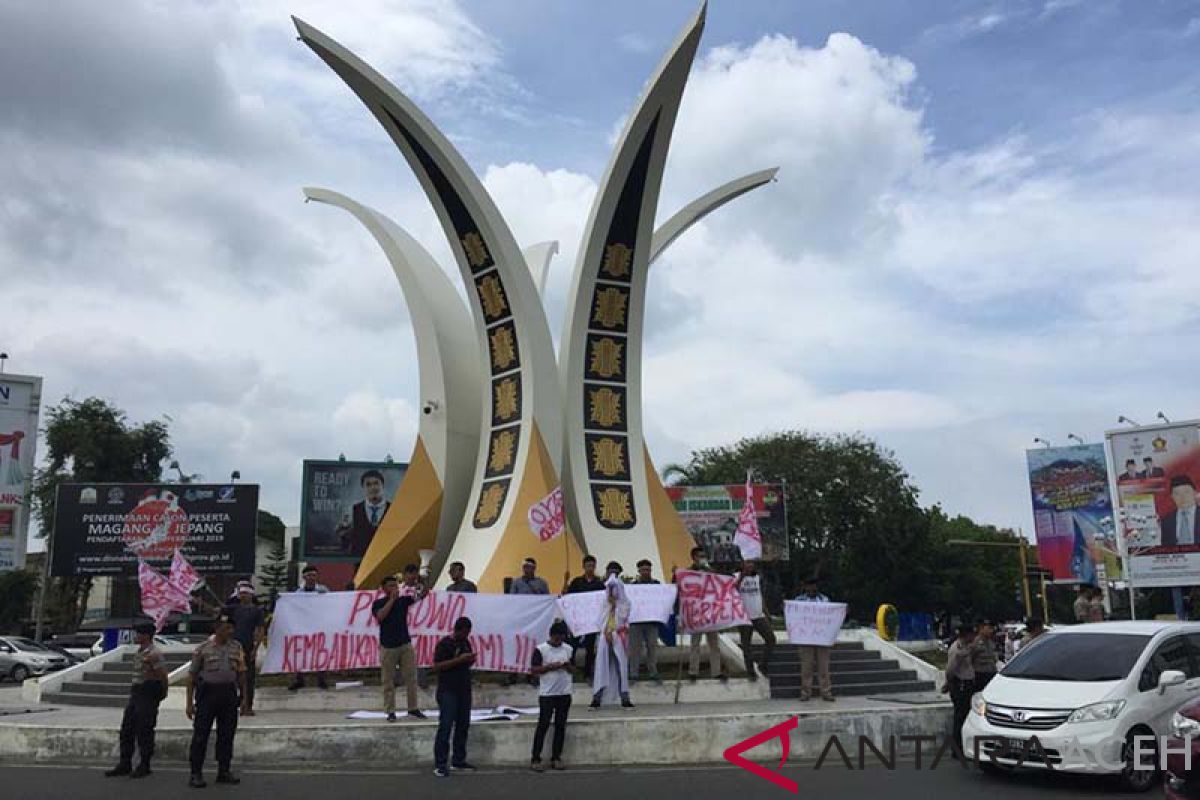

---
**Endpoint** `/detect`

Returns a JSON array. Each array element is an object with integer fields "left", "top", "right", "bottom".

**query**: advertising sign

[
  {"left": 665, "top": 484, "right": 789, "bottom": 563},
  {"left": 1108, "top": 421, "right": 1200, "bottom": 588},
  {"left": 300, "top": 460, "right": 409, "bottom": 561},
  {"left": 51, "top": 482, "right": 259, "bottom": 576},
  {"left": 0, "top": 373, "right": 41, "bottom": 571},
  {"left": 1025, "top": 444, "right": 1120, "bottom": 583}
]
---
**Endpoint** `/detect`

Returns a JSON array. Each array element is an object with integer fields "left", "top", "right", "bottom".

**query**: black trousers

[
  {"left": 189, "top": 683, "right": 239, "bottom": 775},
  {"left": 531, "top": 695, "right": 571, "bottom": 762},
  {"left": 241, "top": 654, "right": 257, "bottom": 710},
  {"left": 949, "top": 677, "right": 974, "bottom": 751},
  {"left": 739, "top": 617, "right": 777, "bottom": 675},
  {"left": 434, "top": 688, "right": 471, "bottom": 769},
  {"left": 974, "top": 672, "right": 995, "bottom": 693},
  {"left": 118, "top": 682, "right": 163, "bottom": 767}
]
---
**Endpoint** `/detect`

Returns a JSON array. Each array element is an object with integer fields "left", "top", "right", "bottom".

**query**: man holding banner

[
  {"left": 735, "top": 559, "right": 775, "bottom": 680},
  {"left": 677, "top": 547, "right": 729, "bottom": 683},
  {"left": 564, "top": 555, "right": 606, "bottom": 678},
  {"left": 792, "top": 578, "right": 837, "bottom": 702},
  {"left": 628, "top": 559, "right": 662, "bottom": 684}
]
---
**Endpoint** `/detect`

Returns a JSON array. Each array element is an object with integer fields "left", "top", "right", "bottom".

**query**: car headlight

[
  {"left": 971, "top": 693, "right": 987, "bottom": 716},
  {"left": 1066, "top": 700, "right": 1126, "bottom": 724},
  {"left": 1172, "top": 712, "right": 1200, "bottom": 739}
]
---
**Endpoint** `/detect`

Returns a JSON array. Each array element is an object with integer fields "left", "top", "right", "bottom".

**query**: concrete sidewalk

[{"left": 0, "top": 694, "right": 951, "bottom": 767}]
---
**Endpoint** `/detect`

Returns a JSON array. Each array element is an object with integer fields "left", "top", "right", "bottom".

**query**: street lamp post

[{"left": 947, "top": 538, "right": 1034, "bottom": 620}]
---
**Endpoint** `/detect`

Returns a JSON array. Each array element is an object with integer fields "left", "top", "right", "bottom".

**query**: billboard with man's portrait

[
  {"left": 300, "top": 460, "right": 408, "bottom": 561},
  {"left": 1108, "top": 420, "right": 1200, "bottom": 587}
]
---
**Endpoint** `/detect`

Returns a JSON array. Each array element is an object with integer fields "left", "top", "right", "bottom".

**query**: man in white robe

[{"left": 589, "top": 563, "right": 634, "bottom": 709}]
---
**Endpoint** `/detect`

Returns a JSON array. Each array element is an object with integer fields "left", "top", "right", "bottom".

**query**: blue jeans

[{"left": 434, "top": 689, "right": 471, "bottom": 768}]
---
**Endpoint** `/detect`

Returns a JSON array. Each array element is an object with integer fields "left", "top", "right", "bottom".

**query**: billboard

[
  {"left": 300, "top": 460, "right": 409, "bottom": 561},
  {"left": 1025, "top": 444, "right": 1120, "bottom": 584},
  {"left": 1108, "top": 420, "right": 1200, "bottom": 588},
  {"left": 664, "top": 484, "right": 789, "bottom": 563},
  {"left": 51, "top": 483, "right": 259, "bottom": 576},
  {"left": 0, "top": 373, "right": 41, "bottom": 571}
]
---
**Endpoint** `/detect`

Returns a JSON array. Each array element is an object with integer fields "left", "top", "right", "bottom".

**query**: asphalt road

[{"left": 0, "top": 761, "right": 1149, "bottom": 800}]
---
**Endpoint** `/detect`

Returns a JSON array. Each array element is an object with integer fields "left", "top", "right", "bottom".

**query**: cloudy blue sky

[{"left": 2, "top": 0, "right": 1198, "bottom": 543}]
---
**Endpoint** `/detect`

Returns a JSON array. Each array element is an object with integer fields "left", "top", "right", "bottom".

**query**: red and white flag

[
  {"left": 734, "top": 475, "right": 763, "bottom": 560},
  {"left": 528, "top": 486, "right": 566, "bottom": 542},
  {"left": 167, "top": 550, "right": 200, "bottom": 608},
  {"left": 138, "top": 561, "right": 177, "bottom": 631}
]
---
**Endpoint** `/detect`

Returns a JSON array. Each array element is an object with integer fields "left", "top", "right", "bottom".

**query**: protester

[
  {"left": 373, "top": 569, "right": 428, "bottom": 722},
  {"left": 1087, "top": 587, "right": 1106, "bottom": 622},
  {"left": 942, "top": 623, "right": 976, "bottom": 752},
  {"left": 678, "top": 547, "right": 727, "bottom": 683},
  {"left": 970, "top": 620, "right": 998, "bottom": 691},
  {"left": 564, "top": 555, "right": 606, "bottom": 678},
  {"left": 591, "top": 562, "right": 634, "bottom": 709},
  {"left": 432, "top": 616, "right": 477, "bottom": 778},
  {"left": 510, "top": 558, "right": 550, "bottom": 595},
  {"left": 794, "top": 577, "right": 834, "bottom": 702},
  {"left": 530, "top": 620, "right": 574, "bottom": 772},
  {"left": 399, "top": 564, "right": 432, "bottom": 689},
  {"left": 289, "top": 566, "right": 330, "bottom": 691},
  {"left": 186, "top": 612, "right": 248, "bottom": 788},
  {"left": 446, "top": 562, "right": 478, "bottom": 593},
  {"left": 224, "top": 582, "right": 265, "bottom": 715},
  {"left": 105, "top": 621, "right": 168, "bottom": 779},
  {"left": 735, "top": 559, "right": 776, "bottom": 680},
  {"left": 1020, "top": 617, "right": 1046, "bottom": 651},
  {"left": 1073, "top": 585, "right": 1090, "bottom": 623},
  {"left": 628, "top": 559, "right": 662, "bottom": 684}
]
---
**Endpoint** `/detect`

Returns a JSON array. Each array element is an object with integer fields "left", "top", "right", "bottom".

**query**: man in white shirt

[
  {"left": 1161, "top": 476, "right": 1200, "bottom": 547},
  {"left": 289, "top": 566, "right": 330, "bottom": 691},
  {"left": 794, "top": 577, "right": 834, "bottom": 702},
  {"left": 735, "top": 559, "right": 776, "bottom": 680},
  {"left": 529, "top": 621, "right": 575, "bottom": 772}
]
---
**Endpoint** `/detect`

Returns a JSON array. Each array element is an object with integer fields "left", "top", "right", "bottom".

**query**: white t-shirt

[
  {"left": 737, "top": 573, "right": 765, "bottom": 620},
  {"left": 533, "top": 642, "right": 573, "bottom": 696}
]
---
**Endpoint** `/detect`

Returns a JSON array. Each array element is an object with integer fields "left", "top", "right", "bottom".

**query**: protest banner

[
  {"left": 528, "top": 486, "right": 566, "bottom": 542},
  {"left": 675, "top": 569, "right": 749, "bottom": 633},
  {"left": 263, "top": 590, "right": 558, "bottom": 674},
  {"left": 556, "top": 584, "right": 677, "bottom": 635},
  {"left": 783, "top": 601, "right": 847, "bottom": 646}
]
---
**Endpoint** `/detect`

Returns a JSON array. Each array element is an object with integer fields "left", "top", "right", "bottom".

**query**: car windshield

[
  {"left": 1003, "top": 632, "right": 1151, "bottom": 681},
  {"left": 9, "top": 638, "right": 50, "bottom": 653}
]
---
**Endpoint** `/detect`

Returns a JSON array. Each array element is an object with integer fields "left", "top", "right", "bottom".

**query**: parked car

[
  {"left": 0, "top": 636, "right": 72, "bottom": 683},
  {"left": 962, "top": 621, "right": 1200, "bottom": 793},
  {"left": 1164, "top": 693, "right": 1200, "bottom": 798},
  {"left": 48, "top": 633, "right": 102, "bottom": 661},
  {"left": 39, "top": 643, "right": 85, "bottom": 666}
]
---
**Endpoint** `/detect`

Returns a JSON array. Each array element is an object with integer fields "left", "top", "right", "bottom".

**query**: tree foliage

[
  {"left": 0, "top": 569, "right": 39, "bottom": 634},
  {"left": 32, "top": 397, "right": 172, "bottom": 632},
  {"left": 667, "top": 430, "right": 1026, "bottom": 624}
]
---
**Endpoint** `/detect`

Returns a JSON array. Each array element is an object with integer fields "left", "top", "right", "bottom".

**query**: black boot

[
  {"left": 215, "top": 771, "right": 240, "bottom": 785},
  {"left": 105, "top": 764, "right": 132, "bottom": 778},
  {"left": 189, "top": 773, "right": 206, "bottom": 788},
  {"left": 130, "top": 762, "right": 152, "bottom": 779}
]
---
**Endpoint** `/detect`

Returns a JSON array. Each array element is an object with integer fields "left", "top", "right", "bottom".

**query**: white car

[{"left": 963, "top": 621, "right": 1200, "bottom": 792}]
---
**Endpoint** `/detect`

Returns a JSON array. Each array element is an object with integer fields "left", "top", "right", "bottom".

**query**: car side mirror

[{"left": 1159, "top": 669, "right": 1187, "bottom": 694}]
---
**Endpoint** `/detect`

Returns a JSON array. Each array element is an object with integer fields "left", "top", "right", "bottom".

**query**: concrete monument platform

[{"left": 0, "top": 695, "right": 951, "bottom": 768}]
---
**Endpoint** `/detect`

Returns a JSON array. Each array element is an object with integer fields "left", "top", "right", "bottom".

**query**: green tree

[
  {"left": 668, "top": 430, "right": 1025, "bottom": 624},
  {"left": 0, "top": 569, "right": 39, "bottom": 634},
  {"left": 32, "top": 397, "right": 172, "bottom": 634},
  {"left": 258, "top": 538, "right": 290, "bottom": 602},
  {"left": 256, "top": 509, "right": 286, "bottom": 545}
]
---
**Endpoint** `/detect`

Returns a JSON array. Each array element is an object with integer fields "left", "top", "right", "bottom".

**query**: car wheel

[
  {"left": 10, "top": 665, "right": 30, "bottom": 683},
  {"left": 1119, "top": 731, "right": 1160, "bottom": 793}
]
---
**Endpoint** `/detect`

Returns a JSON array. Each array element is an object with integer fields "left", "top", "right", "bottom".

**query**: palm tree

[{"left": 660, "top": 462, "right": 698, "bottom": 486}]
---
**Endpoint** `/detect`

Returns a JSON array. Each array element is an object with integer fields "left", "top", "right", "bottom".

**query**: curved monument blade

[
  {"left": 303, "top": 188, "right": 481, "bottom": 587},
  {"left": 295, "top": 19, "right": 581, "bottom": 590},
  {"left": 522, "top": 241, "right": 560, "bottom": 298},
  {"left": 649, "top": 168, "right": 779, "bottom": 265},
  {"left": 559, "top": 3, "right": 706, "bottom": 572}
]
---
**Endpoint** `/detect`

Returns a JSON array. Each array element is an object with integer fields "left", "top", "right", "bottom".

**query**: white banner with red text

[
  {"left": 675, "top": 569, "right": 750, "bottom": 633},
  {"left": 783, "top": 601, "right": 848, "bottom": 646},
  {"left": 555, "top": 584, "right": 677, "bottom": 636},
  {"left": 262, "top": 590, "right": 558, "bottom": 674}
]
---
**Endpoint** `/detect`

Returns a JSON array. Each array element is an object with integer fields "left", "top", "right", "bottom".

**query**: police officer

[
  {"left": 186, "top": 612, "right": 248, "bottom": 788},
  {"left": 105, "top": 621, "right": 168, "bottom": 779}
]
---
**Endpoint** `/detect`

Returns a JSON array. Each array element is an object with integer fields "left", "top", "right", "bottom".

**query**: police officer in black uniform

[{"left": 186, "top": 611, "right": 248, "bottom": 788}]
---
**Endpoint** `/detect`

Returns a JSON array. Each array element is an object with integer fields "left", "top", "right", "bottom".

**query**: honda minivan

[{"left": 962, "top": 621, "right": 1200, "bottom": 792}]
